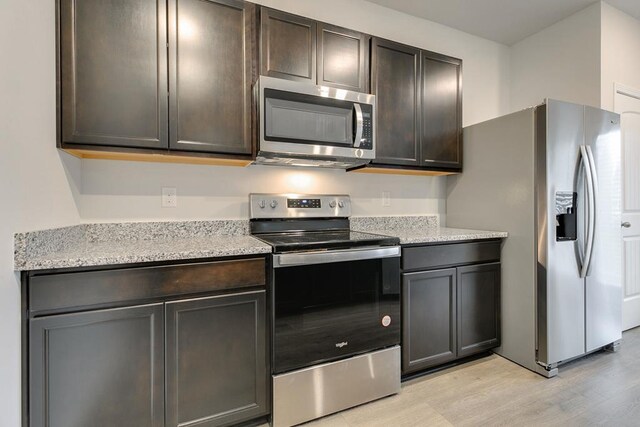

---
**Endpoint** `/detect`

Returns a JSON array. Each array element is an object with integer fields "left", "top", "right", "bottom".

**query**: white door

[{"left": 614, "top": 85, "right": 640, "bottom": 331}]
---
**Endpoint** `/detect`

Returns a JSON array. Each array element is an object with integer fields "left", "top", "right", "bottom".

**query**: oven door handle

[{"left": 273, "top": 246, "right": 401, "bottom": 268}]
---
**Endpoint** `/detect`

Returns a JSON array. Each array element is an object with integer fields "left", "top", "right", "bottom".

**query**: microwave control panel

[{"left": 357, "top": 104, "right": 374, "bottom": 150}]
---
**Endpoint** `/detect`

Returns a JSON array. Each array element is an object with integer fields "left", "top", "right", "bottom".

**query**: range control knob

[
  {"left": 329, "top": 200, "right": 337, "bottom": 208},
  {"left": 270, "top": 200, "right": 278, "bottom": 209},
  {"left": 258, "top": 200, "right": 266, "bottom": 209},
  {"left": 338, "top": 200, "right": 345, "bottom": 208}
]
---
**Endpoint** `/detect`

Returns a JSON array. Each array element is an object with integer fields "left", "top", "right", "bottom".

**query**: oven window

[
  {"left": 272, "top": 257, "right": 400, "bottom": 374},
  {"left": 264, "top": 89, "right": 354, "bottom": 147}
]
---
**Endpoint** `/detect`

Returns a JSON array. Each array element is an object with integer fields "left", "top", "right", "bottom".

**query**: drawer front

[
  {"left": 29, "top": 257, "right": 266, "bottom": 315},
  {"left": 402, "top": 240, "right": 501, "bottom": 271}
]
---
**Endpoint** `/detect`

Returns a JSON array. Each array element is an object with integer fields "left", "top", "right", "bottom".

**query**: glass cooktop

[{"left": 253, "top": 230, "right": 399, "bottom": 253}]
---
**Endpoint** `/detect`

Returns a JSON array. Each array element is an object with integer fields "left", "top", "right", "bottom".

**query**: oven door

[{"left": 271, "top": 246, "right": 401, "bottom": 374}]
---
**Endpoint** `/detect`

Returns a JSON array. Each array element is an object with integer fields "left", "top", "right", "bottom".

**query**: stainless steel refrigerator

[{"left": 447, "top": 99, "right": 622, "bottom": 377}]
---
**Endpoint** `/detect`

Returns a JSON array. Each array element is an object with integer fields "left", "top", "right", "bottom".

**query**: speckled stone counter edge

[
  {"left": 14, "top": 220, "right": 252, "bottom": 271},
  {"left": 15, "top": 215, "right": 503, "bottom": 271}
]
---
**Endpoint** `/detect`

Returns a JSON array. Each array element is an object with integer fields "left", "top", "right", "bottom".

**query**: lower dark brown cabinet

[
  {"left": 165, "top": 291, "right": 268, "bottom": 427},
  {"left": 24, "top": 257, "right": 269, "bottom": 427},
  {"left": 457, "top": 263, "right": 500, "bottom": 358},
  {"left": 401, "top": 242, "right": 501, "bottom": 375},
  {"left": 402, "top": 268, "right": 457, "bottom": 373},
  {"left": 29, "top": 303, "right": 165, "bottom": 427}
]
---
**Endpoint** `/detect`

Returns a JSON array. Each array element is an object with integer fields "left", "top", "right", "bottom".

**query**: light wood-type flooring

[{"left": 277, "top": 327, "right": 640, "bottom": 426}]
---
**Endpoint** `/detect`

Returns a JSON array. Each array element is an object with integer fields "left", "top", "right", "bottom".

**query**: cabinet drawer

[
  {"left": 402, "top": 241, "right": 501, "bottom": 271},
  {"left": 29, "top": 257, "right": 266, "bottom": 315}
]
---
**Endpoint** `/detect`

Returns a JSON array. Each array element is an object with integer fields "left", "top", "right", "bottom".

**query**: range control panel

[
  {"left": 250, "top": 194, "right": 351, "bottom": 219},
  {"left": 287, "top": 198, "right": 321, "bottom": 209}
]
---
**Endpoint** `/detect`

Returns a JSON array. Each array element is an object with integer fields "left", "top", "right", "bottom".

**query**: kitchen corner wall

[
  {"left": 1, "top": 1, "right": 83, "bottom": 425},
  {"left": 79, "top": 0, "right": 511, "bottom": 223},
  {"left": 601, "top": 2, "right": 640, "bottom": 111},
  {"left": 509, "top": 1, "right": 602, "bottom": 112},
  {"left": 509, "top": 0, "right": 640, "bottom": 116}
]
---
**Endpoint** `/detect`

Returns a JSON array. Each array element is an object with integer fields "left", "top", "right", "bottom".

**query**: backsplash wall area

[{"left": 80, "top": 160, "right": 447, "bottom": 222}]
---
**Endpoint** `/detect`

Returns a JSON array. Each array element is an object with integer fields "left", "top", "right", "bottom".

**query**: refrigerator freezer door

[
  {"left": 584, "top": 106, "right": 623, "bottom": 352},
  {"left": 537, "top": 100, "right": 585, "bottom": 366}
]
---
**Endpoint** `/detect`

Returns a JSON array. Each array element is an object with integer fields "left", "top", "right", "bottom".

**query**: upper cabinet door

[
  {"left": 59, "top": 0, "right": 168, "bottom": 149},
  {"left": 317, "top": 23, "right": 369, "bottom": 93},
  {"left": 168, "top": 0, "right": 255, "bottom": 155},
  {"left": 260, "top": 8, "right": 316, "bottom": 83},
  {"left": 371, "top": 38, "right": 421, "bottom": 166},
  {"left": 421, "top": 51, "right": 462, "bottom": 169}
]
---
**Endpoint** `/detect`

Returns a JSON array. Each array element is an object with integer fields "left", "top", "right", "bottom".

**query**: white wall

[
  {"left": 601, "top": 2, "right": 640, "bottom": 111},
  {"left": 81, "top": 161, "right": 445, "bottom": 221},
  {"left": 80, "top": 0, "right": 511, "bottom": 223},
  {"left": 510, "top": 2, "right": 602, "bottom": 112},
  {"left": 0, "top": 1, "right": 83, "bottom": 425}
]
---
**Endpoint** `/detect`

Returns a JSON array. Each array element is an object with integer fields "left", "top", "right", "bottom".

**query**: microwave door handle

[{"left": 353, "top": 103, "right": 364, "bottom": 148}]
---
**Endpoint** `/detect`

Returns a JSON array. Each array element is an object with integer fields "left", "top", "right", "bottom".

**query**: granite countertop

[
  {"left": 351, "top": 216, "right": 507, "bottom": 245},
  {"left": 14, "top": 220, "right": 271, "bottom": 271},
  {"left": 362, "top": 227, "right": 508, "bottom": 245},
  {"left": 14, "top": 216, "right": 507, "bottom": 271}
]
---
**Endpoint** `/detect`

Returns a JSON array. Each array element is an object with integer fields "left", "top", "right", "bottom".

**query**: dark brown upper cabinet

[
  {"left": 421, "top": 51, "right": 462, "bottom": 170},
  {"left": 58, "top": 0, "right": 256, "bottom": 161},
  {"left": 59, "top": 0, "right": 168, "bottom": 149},
  {"left": 371, "top": 38, "right": 421, "bottom": 167},
  {"left": 317, "top": 23, "right": 369, "bottom": 92},
  {"left": 260, "top": 8, "right": 369, "bottom": 93},
  {"left": 370, "top": 37, "right": 463, "bottom": 173},
  {"left": 260, "top": 8, "right": 316, "bottom": 83},
  {"left": 169, "top": 0, "right": 255, "bottom": 155}
]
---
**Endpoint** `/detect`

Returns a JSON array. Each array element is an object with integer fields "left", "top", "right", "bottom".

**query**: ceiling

[{"left": 364, "top": 0, "right": 640, "bottom": 45}]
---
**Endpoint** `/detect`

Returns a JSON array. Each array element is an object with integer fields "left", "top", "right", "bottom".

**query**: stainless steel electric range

[{"left": 249, "top": 194, "right": 401, "bottom": 427}]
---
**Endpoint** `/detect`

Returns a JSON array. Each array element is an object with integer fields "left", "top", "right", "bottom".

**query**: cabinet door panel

[
  {"left": 402, "top": 268, "right": 457, "bottom": 374},
  {"left": 371, "top": 38, "right": 420, "bottom": 166},
  {"left": 317, "top": 23, "right": 369, "bottom": 92},
  {"left": 421, "top": 51, "right": 462, "bottom": 169},
  {"left": 457, "top": 263, "right": 501, "bottom": 358},
  {"left": 169, "top": 0, "right": 254, "bottom": 154},
  {"left": 59, "top": 0, "right": 168, "bottom": 149},
  {"left": 29, "top": 304, "right": 164, "bottom": 427},
  {"left": 260, "top": 8, "right": 316, "bottom": 82},
  {"left": 166, "top": 291, "right": 268, "bottom": 427}
]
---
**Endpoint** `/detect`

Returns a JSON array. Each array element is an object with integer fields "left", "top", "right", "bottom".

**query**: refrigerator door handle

[
  {"left": 585, "top": 145, "right": 598, "bottom": 276},
  {"left": 580, "top": 145, "right": 596, "bottom": 278}
]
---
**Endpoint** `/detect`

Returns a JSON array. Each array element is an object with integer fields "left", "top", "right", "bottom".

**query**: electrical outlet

[
  {"left": 382, "top": 191, "right": 391, "bottom": 207},
  {"left": 162, "top": 187, "right": 177, "bottom": 208}
]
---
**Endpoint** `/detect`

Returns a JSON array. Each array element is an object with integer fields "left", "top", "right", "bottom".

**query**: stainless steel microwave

[{"left": 254, "top": 76, "right": 375, "bottom": 169}]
